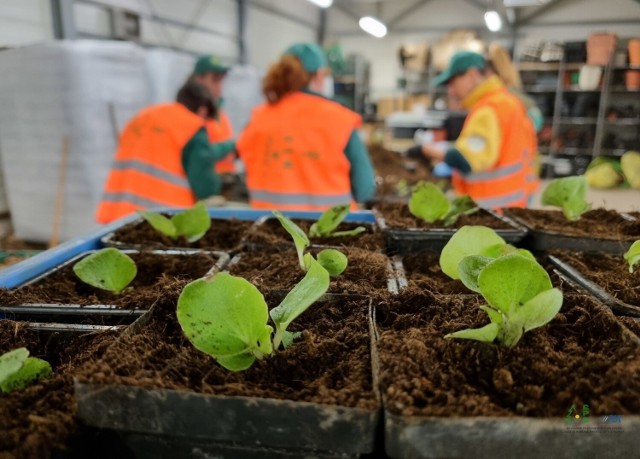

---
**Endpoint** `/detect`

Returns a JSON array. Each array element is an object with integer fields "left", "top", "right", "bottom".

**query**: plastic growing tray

[
  {"left": 74, "top": 300, "right": 381, "bottom": 458},
  {"left": 509, "top": 213, "right": 637, "bottom": 255},
  {"left": 0, "top": 250, "right": 228, "bottom": 325},
  {"left": 548, "top": 254, "right": 640, "bottom": 317},
  {"left": 374, "top": 209, "right": 527, "bottom": 254}
]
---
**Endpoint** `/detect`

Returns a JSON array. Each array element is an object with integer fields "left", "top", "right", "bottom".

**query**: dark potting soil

[
  {"left": 618, "top": 317, "right": 640, "bottom": 337},
  {"left": 244, "top": 218, "right": 385, "bottom": 252},
  {"left": 0, "top": 321, "right": 119, "bottom": 459},
  {"left": 550, "top": 250, "right": 640, "bottom": 307},
  {"left": 375, "top": 201, "right": 514, "bottom": 230},
  {"left": 376, "top": 287, "right": 640, "bottom": 417},
  {"left": 369, "top": 146, "right": 433, "bottom": 198},
  {"left": 227, "top": 247, "right": 392, "bottom": 295},
  {"left": 77, "top": 289, "right": 378, "bottom": 410},
  {"left": 0, "top": 252, "right": 218, "bottom": 309},
  {"left": 506, "top": 208, "right": 640, "bottom": 240},
  {"left": 109, "top": 218, "right": 254, "bottom": 251},
  {"left": 399, "top": 251, "right": 473, "bottom": 295}
]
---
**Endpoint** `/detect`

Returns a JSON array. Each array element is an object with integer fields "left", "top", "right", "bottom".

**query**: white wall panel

[
  {"left": 0, "top": 0, "right": 53, "bottom": 46},
  {"left": 74, "top": 3, "right": 112, "bottom": 36},
  {"left": 246, "top": 5, "right": 317, "bottom": 71}
]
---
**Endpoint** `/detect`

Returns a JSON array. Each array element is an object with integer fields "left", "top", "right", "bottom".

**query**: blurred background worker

[
  {"left": 191, "top": 55, "right": 237, "bottom": 175},
  {"left": 236, "top": 42, "right": 376, "bottom": 211},
  {"left": 406, "top": 51, "right": 538, "bottom": 209},
  {"left": 95, "top": 80, "right": 236, "bottom": 223}
]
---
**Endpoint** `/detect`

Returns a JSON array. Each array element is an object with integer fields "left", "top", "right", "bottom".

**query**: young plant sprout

[
  {"left": 409, "top": 182, "right": 478, "bottom": 227},
  {"left": 273, "top": 211, "right": 350, "bottom": 274},
  {"left": 623, "top": 240, "right": 640, "bottom": 273},
  {"left": 273, "top": 210, "right": 310, "bottom": 271},
  {"left": 439, "top": 225, "right": 533, "bottom": 280},
  {"left": 308, "top": 204, "right": 366, "bottom": 238},
  {"left": 139, "top": 201, "right": 211, "bottom": 243},
  {"left": 446, "top": 253, "right": 563, "bottom": 348},
  {"left": 0, "top": 348, "right": 52, "bottom": 393},
  {"left": 73, "top": 248, "right": 136, "bottom": 293},
  {"left": 540, "top": 176, "right": 591, "bottom": 221},
  {"left": 177, "top": 253, "right": 330, "bottom": 371}
]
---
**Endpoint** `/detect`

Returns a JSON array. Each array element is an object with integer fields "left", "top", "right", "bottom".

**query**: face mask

[{"left": 322, "top": 75, "right": 334, "bottom": 98}]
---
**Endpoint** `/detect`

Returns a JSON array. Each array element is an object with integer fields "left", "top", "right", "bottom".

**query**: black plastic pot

[
  {"left": 548, "top": 254, "right": 640, "bottom": 317},
  {"left": 374, "top": 209, "right": 527, "bottom": 254},
  {"left": 74, "top": 300, "right": 381, "bottom": 458},
  {"left": 374, "top": 292, "right": 640, "bottom": 459},
  {"left": 102, "top": 217, "right": 256, "bottom": 253},
  {"left": 0, "top": 250, "right": 228, "bottom": 325},
  {"left": 508, "top": 213, "right": 637, "bottom": 255},
  {"left": 244, "top": 216, "right": 383, "bottom": 253}
]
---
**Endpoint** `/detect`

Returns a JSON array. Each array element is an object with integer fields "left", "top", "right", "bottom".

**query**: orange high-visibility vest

[
  {"left": 96, "top": 103, "right": 203, "bottom": 223},
  {"left": 236, "top": 92, "right": 361, "bottom": 211},
  {"left": 452, "top": 86, "right": 538, "bottom": 209},
  {"left": 206, "top": 110, "right": 235, "bottom": 174}
]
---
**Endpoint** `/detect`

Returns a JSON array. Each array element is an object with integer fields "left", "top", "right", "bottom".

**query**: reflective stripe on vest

[
  {"left": 101, "top": 192, "right": 170, "bottom": 209},
  {"left": 474, "top": 190, "right": 526, "bottom": 209},
  {"left": 112, "top": 159, "right": 190, "bottom": 188},
  {"left": 463, "top": 162, "right": 523, "bottom": 183},
  {"left": 250, "top": 190, "right": 353, "bottom": 207}
]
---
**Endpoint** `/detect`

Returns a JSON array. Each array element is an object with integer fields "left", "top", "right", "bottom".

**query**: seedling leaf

[
  {"left": 139, "top": 211, "right": 177, "bottom": 239},
  {"left": 0, "top": 349, "right": 51, "bottom": 393},
  {"left": 541, "top": 176, "right": 591, "bottom": 220},
  {"left": 440, "top": 226, "right": 506, "bottom": 279},
  {"left": 478, "top": 253, "right": 553, "bottom": 316},
  {"left": 282, "top": 331, "right": 302, "bottom": 349},
  {"left": 171, "top": 201, "right": 211, "bottom": 242},
  {"left": 271, "top": 254, "right": 330, "bottom": 349},
  {"left": 73, "top": 248, "right": 137, "bottom": 293},
  {"left": 273, "top": 210, "right": 309, "bottom": 271},
  {"left": 409, "top": 182, "right": 450, "bottom": 223},
  {"left": 458, "top": 255, "right": 493, "bottom": 293},
  {"left": 445, "top": 322, "right": 499, "bottom": 343},
  {"left": 317, "top": 249, "right": 348, "bottom": 276},
  {"left": 177, "top": 273, "right": 274, "bottom": 371},
  {"left": 623, "top": 240, "right": 640, "bottom": 273},
  {"left": 309, "top": 204, "right": 350, "bottom": 237}
]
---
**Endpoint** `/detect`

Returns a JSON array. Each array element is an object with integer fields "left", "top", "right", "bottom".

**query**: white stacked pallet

[{"left": 0, "top": 40, "right": 150, "bottom": 243}]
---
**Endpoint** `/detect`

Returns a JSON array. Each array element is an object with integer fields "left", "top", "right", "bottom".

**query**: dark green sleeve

[
  {"left": 344, "top": 131, "right": 376, "bottom": 203},
  {"left": 181, "top": 128, "right": 236, "bottom": 200},
  {"left": 444, "top": 147, "right": 472, "bottom": 174}
]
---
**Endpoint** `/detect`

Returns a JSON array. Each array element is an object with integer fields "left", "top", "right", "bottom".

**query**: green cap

[
  {"left": 193, "top": 55, "right": 229, "bottom": 75},
  {"left": 283, "top": 43, "right": 327, "bottom": 73},
  {"left": 431, "top": 51, "right": 485, "bottom": 86}
]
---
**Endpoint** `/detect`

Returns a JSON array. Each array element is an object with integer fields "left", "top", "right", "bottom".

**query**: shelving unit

[
  {"left": 518, "top": 45, "right": 640, "bottom": 178},
  {"left": 333, "top": 54, "right": 370, "bottom": 115}
]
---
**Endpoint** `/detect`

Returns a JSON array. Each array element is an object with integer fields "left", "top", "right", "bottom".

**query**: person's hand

[
  {"left": 202, "top": 195, "right": 226, "bottom": 207},
  {"left": 421, "top": 144, "right": 446, "bottom": 162},
  {"left": 404, "top": 145, "right": 424, "bottom": 159}
]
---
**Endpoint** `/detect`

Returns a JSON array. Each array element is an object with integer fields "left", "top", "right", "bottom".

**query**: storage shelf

[
  {"left": 557, "top": 118, "right": 598, "bottom": 125},
  {"left": 605, "top": 118, "right": 640, "bottom": 126}
]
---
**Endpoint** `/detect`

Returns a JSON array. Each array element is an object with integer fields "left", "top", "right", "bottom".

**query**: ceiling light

[
  {"left": 484, "top": 10, "right": 502, "bottom": 32},
  {"left": 306, "top": 0, "right": 333, "bottom": 8},
  {"left": 359, "top": 16, "right": 387, "bottom": 38}
]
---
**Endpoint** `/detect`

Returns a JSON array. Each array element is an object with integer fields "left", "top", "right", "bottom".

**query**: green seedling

[
  {"left": 316, "top": 249, "right": 348, "bottom": 276},
  {"left": 409, "top": 182, "right": 478, "bottom": 227},
  {"left": 308, "top": 204, "right": 366, "bottom": 238},
  {"left": 177, "top": 254, "right": 329, "bottom": 371},
  {"left": 273, "top": 210, "right": 310, "bottom": 271},
  {"left": 446, "top": 253, "right": 563, "bottom": 348},
  {"left": 273, "top": 210, "right": 351, "bottom": 273},
  {"left": 439, "top": 225, "right": 533, "bottom": 280},
  {"left": 623, "top": 240, "right": 640, "bottom": 273},
  {"left": 540, "top": 176, "right": 591, "bottom": 221},
  {"left": 73, "top": 248, "right": 136, "bottom": 293},
  {"left": 0, "top": 348, "right": 52, "bottom": 393},
  {"left": 139, "top": 201, "right": 211, "bottom": 242}
]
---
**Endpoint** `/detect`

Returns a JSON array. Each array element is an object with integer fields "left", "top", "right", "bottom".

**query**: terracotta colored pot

[
  {"left": 629, "top": 39, "right": 640, "bottom": 66},
  {"left": 626, "top": 70, "right": 640, "bottom": 90}
]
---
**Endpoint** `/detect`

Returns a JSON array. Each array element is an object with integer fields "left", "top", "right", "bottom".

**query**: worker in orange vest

[
  {"left": 191, "top": 55, "right": 236, "bottom": 175},
  {"left": 236, "top": 42, "right": 376, "bottom": 211},
  {"left": 406, "top": 51, "right": 538, "bottom": 209},
  {"left": 95, "top": 79, "right": 236, "bottom": 223}
]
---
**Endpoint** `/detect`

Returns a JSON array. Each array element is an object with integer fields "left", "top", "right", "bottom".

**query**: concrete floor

[{"left": 530, "top": 180, "right": 640, "bottom": 213}]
